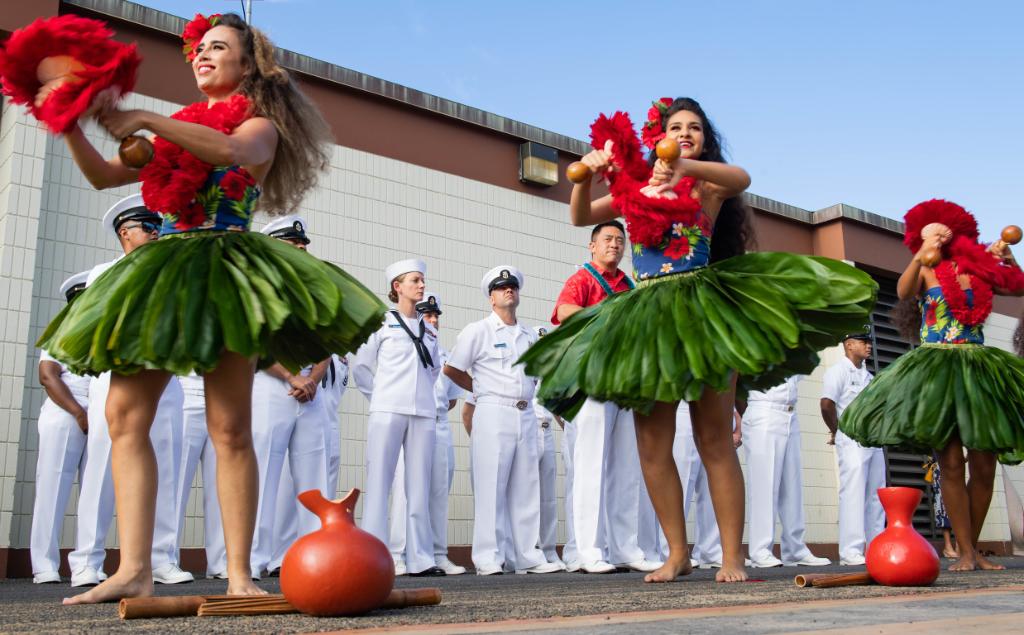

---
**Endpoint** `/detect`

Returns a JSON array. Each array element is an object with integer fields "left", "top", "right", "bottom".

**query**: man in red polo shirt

[{"left": 552, "top": 221, "right": 662, "bottom": 574}]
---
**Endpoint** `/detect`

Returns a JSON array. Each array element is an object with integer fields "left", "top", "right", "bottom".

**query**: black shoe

[
  {"left": 266, "top": 568, "right": 280, "bottom": 578},
  {"left": 408, "top": 566, "right": 446, "bottom": 577}
]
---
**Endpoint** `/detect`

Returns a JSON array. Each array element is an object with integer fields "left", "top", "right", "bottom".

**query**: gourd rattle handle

[{"left": 991, "top": 224, "right": 1022, "bottom": 254}]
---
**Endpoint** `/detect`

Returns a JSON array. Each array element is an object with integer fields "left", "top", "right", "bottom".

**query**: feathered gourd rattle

[{"left": 566, "top": 138, "right": 681, "bottom": 184}]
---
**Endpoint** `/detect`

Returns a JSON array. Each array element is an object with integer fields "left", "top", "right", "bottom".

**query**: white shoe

[
  {"left": 784, "top": 554, "right": 832, "bottom": 566},
  {"left": 581, "top": 560, "right": 616, "bottom": 574},
  {"left": 690, "top": 558, "right": 699, "bottom": 569},
  {"left": 476, "top": 565, "right": 503, "bottom": 576},
  {"left": 749, "top": 554, "right": 784, "bottom": 568},
  {"left": 516, "top": 561, "right": 563, "bottom": 574},
  {"left": 620, "top": 559, "right": 662, "bottom": 573},
  {"left": 209, "top": 571, "right": 229, "bottom": 580},
  {"left": 699, "top": 559, "right": 752, "bottom": 569},
  {"left": 840, "top": 554, "right": 866, "bottom": 566},
  {"left": 70, "top": 567, "right": 103, "bottom": 587},
  {"left": 33, "top": 571, "right": 61, "bottom": 584},
  {"left": 394, "top": 560, "right": 408, "bottom": 576},
  {"left": 436, "top": 558, "right": 466, "bottom": 575},
  {"left": 547, "top": 558, "right": 567, "bottom": 572},
  {"left": 152, "top": 564, "right": 195, "bottom": 584},
  {"left": 564, "top": 560, "right": 582, "bottom": 573}
]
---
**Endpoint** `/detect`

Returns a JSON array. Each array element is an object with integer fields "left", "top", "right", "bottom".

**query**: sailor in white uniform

[
  {"left": 444, "top": 266, "right": 561, "bottom": 576},
  {"left": 68, "top": 194, "right": 191, "bottom": 587},
  {"left": 821, "top": 331, "right": 884, "bottom": 566},
  {"left": 249, "top": 215, "right": 331, "bottom": 577},
  {"left": 30, "top": 272, "right": 91, "bottom": 583},
  {"left": 531, "top": 326, "right": 566, "bottom": 570},
  {"left": 389, "top": 292, "right": 466, "bottom": 576},
  {"left": 352, "top": 259, "right": 444, "bottom": 577},
  {"left": 743, "top": 375, "right": 830, "bottom": 567}
]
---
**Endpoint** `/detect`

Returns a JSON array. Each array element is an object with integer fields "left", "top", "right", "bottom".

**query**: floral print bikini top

[
  {"left": 158, "top": 166, "right": 260, "bottom": 236},
  {"left": 920, "top": 286, "right": 984, "bottom": 345},
  {"left": 631, "top": 210, "right": 713, "bottom": 281}
]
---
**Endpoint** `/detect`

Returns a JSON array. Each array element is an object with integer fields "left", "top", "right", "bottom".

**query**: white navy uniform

[
  {"left": 175, "top": 373, "right": 226, "bottom": 577},
  {"left": 352, "top": 259, "right": 440, "bottom": 575},
  {"left": 446, "top": 266, "right": 549, "bottom": 574},
  {"left": 532, "top": 393, "right": 561, "bottom": 564},
  {"left": 822, "top": 355, "right": 885, "bottom": 562},
  {"left": 320, "top": 354, "right": 349, "bottom": 497},
  {"left": 390, "top": 344, "right": 463, "bottom": 568},
  {"left": 31, "top": 344, "right": 90, "bottom": 581},
  {"left": 560, "top": 415, "right": 579, "bottom": 568},
  {"left": 70, "top": 196, "right": 187, "bottom": 584},
  {"left": 743, "top": 376, "right": 821, "bottom": 565}
]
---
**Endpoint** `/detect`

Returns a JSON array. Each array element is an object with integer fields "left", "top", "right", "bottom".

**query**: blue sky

[{"left": 135, "top": 0, "right": 1022, "bottom": 245}]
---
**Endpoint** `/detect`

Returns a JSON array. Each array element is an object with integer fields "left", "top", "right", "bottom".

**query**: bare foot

[
  {"left": 715, "top": 561, "right": 748, "bottom": 583},
  {"left": 948, "top": 554, "right": 978, "bottom": 571},
  {"left": 975, "top": 553, "right": 1005, "bottom": 570},
  {"left": 227, "top": 576, "right": 267, "bottom": 596},
  {"left": 643, "top": 557, "right": 693, "bottom": 583},
  {"left": 63, "top": 570, "right": 152, "bottom": 605}
]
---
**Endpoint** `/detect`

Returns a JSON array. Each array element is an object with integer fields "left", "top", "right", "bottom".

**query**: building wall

[{"left": 2, "top": 92, "right": 1019, "bottom": 560}]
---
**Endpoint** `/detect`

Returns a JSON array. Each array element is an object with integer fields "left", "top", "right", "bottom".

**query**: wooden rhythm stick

[
  {"left": 565, "top": 138, "right": 682, "bottom": 184},
  {"left": 119, "top": 587, "right": 442, "bottom": 619},
  {"left": 794, "top": 572, "right": 873, "bottom": 588}
]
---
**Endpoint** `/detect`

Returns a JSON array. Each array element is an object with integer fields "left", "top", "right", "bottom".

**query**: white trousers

[
  {"left": 176, "top": 398, "right": 226, "bottom": 576},
  {"left": 561, "top": 418, "right": 578, "bottom": 565},
  {"left": 323, "top": 403, "right": 342, "bottom": 500},
  {"left": 30, "top": 395, "right": 88, "bottom": 575},
  {"left": 250, "top": 372, "right": 327, "bottom": 573},
  {"left": 661, "top": 427, "right": 721, "bottom": 564},
  {"left": 363, "top": 411, "right": 436, "bottom": 573},
  {"left": 69, "top": 374, "right": 183, "bottom": 573},
  {"left": 636, "top": 476, "right": 662, "bottom": 562},
  {"left": 470, "top": 401, "right": 546, "bottom": 571},
  {"left": 537, "top": 422, "right": 559, "bottom": 562},
  {"left": 389, "top": 417, "right": 455, "bottom": 563},
  {"left": 835, "top": 430, "right": 886, "bottom": 559},
  {"left": 743, "top": 405, "right": 813, "bottom": 562},
  {"left": 572, "top": 398, "right": 643, "bottom": 566}
]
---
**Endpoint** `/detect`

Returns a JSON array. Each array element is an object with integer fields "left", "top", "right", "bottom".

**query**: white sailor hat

[
  {"left": 102, "top": 193, "right": 160, "bottom": 236},
  {"left": 416, "top": 291, "right": 442, "bottom": 315},
  {"left": 261, "top": 214, "right": 310, "bottom": 245},
  {"left": 480, "top": 265, "right": 524, "bottom": 297},
  {"left": 385, "top": 259, "right": 426, "bottom": 284},
  {"left": 59, "top": 271, "right": 90, "bottom": 302},
  {"left": 533, "top": 325, "right": 550, "bottom": 338}
]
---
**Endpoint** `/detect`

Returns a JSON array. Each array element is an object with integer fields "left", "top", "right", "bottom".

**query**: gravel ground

[{"left": 1, "top": 558, "right": 1022, "bottom": 633}]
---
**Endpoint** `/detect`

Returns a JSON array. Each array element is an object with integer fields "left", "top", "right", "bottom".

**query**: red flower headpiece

[
  {"left": 903, "top": 199, "right": 979, "bottom": 253},
  {"left": 641, "top": 97, "right": 673, "bottom": 149},
  {"left": 182, "top": 13, "right": 222, "bottom": 62}
]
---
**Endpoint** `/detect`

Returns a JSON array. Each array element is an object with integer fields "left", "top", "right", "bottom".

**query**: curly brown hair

[{"left": 216, "top": 14, "right": 331, "bottom": 214}]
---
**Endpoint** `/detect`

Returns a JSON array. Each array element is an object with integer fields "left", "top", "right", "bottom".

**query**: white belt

[
  {"left": 476, "top": 395, "right": 530, "bottom": 411},
  {"left": 748, "top": 401, "right": 795, "bottom": 413}
]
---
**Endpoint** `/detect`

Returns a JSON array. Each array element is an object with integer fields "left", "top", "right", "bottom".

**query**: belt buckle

[
  {"left": 786, "top": 405, "right": 794, "bottom": 412},
  {"left": 541, "top": 421, "right": 550, "bottom": 429},
  {"left": 515, "top": 400, "right": 527, "bottom": 410}
]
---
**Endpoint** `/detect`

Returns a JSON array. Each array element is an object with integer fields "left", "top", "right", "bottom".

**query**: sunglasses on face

[{"left": 121, "top": 221, "right": 161, "bottom": 234}]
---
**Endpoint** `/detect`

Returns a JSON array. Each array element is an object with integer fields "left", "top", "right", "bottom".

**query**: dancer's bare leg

[
  {"left": 965, "top": 449, "right": 1003, "bottom": 570},
  {"left": 64, "top": 370, "right": 170, "bottom": 605},
  {"left": 204, "top": 352, "right": 265, "bottom": 595},
  {"left": 635, "top": 401, "right": 692, "bottom": 583},
  {"left": 938, "top": 438, "right": 978, "bottom": 571},
  {"left": 691, "top": 376, "right": 747, "bottom": 583}
]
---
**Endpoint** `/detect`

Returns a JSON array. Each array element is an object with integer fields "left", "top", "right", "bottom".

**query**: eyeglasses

[{"left": 121, "top": 221, "right": 161, "bottom": 234}]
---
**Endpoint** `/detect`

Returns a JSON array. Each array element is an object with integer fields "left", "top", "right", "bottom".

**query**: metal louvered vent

[{"left": 864, "top": 270, "right": 938, "bottom": 538}]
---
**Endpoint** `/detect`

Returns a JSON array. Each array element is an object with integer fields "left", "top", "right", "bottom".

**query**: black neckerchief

[
  {"left": 389, "top": 310, "right": 434, "bottom": 369},
  {"left": 321, "top": 358, "right": 336, "bottom": 388}
]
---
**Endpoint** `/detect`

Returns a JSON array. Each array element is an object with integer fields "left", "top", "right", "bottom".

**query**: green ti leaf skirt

[
  {"left": 519, "top": 252, "right": 878, "bottom": 417},
  {"left": 37, "top": 230, "right": 386, "bottom": 376},
  {"left": 839, "top": 343, "right": 1024, "bottom": 464}
]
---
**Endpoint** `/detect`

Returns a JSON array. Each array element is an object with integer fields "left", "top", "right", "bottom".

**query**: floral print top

[
  {"left": 158, "top": 165, "right": 260, "bottom": 236},
  {"left": 920, "top": 286, "right": 984, "bottom": 345},
  {"left": 631, "top": 211, "right": 713, "bottom": 281}
]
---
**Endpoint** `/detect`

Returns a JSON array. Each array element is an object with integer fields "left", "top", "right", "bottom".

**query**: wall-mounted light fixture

[{"left": 519, "top": 142, "right": 559, "bottom": 186}]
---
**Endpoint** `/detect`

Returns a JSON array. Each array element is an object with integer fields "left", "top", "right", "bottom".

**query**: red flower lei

[
  {"left": 934, "top": 261, "right": 993, "bottom": 326},
  {"left": 139, "top": 94, "right": 253, "bottom": 223},
  {"left": 182, "top": 13, "right": 222, "bottom": 62},
  {"left": 641, "top": 97, "right": 673, "bottom": 150}
]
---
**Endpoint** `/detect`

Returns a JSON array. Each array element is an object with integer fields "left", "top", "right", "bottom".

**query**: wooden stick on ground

[{"left": 794, "top": 572, "right": 874, "bottom": 588}]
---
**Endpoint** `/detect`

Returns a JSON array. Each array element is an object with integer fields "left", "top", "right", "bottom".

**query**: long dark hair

[
  {"left": 890, "top": 297, "right": 922, "bottom": 344},
  {"left": 646, "top": 98, "right": 751, "bottom": 262},
  {"left": 216, "top": 14, "right": 331, "bottom": 214},
  {"left": 1014, "top": 313, "right": 1023, "bottom": 357}
]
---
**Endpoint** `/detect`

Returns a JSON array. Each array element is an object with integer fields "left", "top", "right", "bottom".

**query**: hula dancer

[
  {"left": 520, "top": 97, "right": 877, "bottom": 582},
  {"left": 30, "top": 13, "right": 383, "bottom": 602},
  {"left": 839, "top": 200, "right": 1024, "bottom": 571}
]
